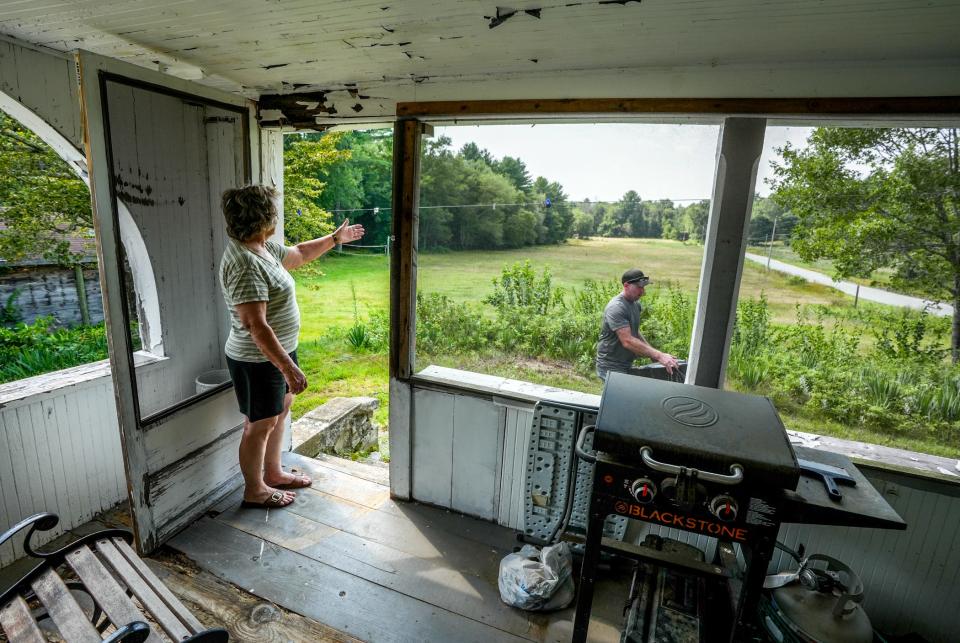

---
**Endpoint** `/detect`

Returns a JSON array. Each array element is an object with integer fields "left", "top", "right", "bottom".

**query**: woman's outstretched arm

[{"left": 283, "top": 218, "right": 365, "bottom": 270}]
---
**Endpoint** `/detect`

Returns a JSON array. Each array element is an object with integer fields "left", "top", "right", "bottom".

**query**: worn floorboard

[
  {"left": 147, "top": 553, "right": 361, "bottom": 643},
  {"left": 170, "top": 452, "right": 627, "bottom": 642},
  {"left": 170, "top": 518, "right": 533, "bottom": 643}
]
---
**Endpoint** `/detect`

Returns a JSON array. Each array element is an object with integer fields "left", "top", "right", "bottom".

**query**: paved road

[{"left": 744, "top": 253, "right": 953, "bottom": 318}]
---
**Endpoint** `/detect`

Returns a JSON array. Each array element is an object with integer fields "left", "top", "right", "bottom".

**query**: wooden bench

[{"left": 0, "top": 513, "right": 228, "bottom": 642}]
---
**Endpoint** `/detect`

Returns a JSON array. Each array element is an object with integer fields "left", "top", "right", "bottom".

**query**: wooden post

[
  {"left": 687, "top": 118, "right": 767, "bottom": 389},
  {"left": 388, "top": 118, "right": 422, "bottom": 500},
  {"left": 389, "top": 119, "right": 421, "bottom": 380},
  {"left": 74, "top": 263, "right": 91, "bottom": 326}
]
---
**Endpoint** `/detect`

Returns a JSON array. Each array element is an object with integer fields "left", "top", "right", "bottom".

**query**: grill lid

[{"left": 595, "top": 373, "right": 799, "bottom": 490}]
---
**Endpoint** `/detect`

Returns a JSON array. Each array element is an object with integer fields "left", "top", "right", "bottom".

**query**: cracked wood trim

[{"left": 396, "top": 96, "right": 960, "bottom": 118}]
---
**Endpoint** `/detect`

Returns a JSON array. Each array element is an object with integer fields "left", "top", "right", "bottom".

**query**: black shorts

[{"left": 225, "top": 350, "right": 298, "bottom": 422}]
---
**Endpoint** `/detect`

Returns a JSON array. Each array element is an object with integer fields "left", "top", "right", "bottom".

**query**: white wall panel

[
  {"left": 0, "top": 370, "right": 125, "bottom": 568},
  {"left": 411, "top": 388, "right": 455, "bottom": 508},
  {"left": 450, "top": 395, "right": 502, "bottom": 520}
]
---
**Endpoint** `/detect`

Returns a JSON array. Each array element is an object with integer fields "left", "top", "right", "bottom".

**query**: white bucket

[{"left": 195, "top": 369, "right": 231, "bottom": 394}]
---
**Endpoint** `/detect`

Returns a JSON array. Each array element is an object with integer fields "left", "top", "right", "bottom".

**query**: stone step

[{"left": 292, "top": 396, "right": 380, "bottom": 458}]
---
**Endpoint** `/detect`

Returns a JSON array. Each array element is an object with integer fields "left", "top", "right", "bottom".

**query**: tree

[
  {"left": 324, "top": 130, "right": 393, "bottom": 244},
  {"left": 0, "top": 111, "right": 93, "bottom": 265},
  {"left": 531, "top": 177, "right": 572, "bottom": 244},
  {"left": 572, "top": 207, "right": 595, "bottom": 238},
  {"left": 682, "top": 200, "right": 710, "bottom": 242},
  {"left": 460, "top": 142, "right": 494, "bottom": 167},
  {"left": 617, "top": 190, "right": 646, "bottom": 237},
  {"left": 282, "top": 133, "right": 351, "bottom": 244},
  {"left": 770, "top": 127, "right": 960, "bottom": 362},
  {"left": 492, "top": 156, "right": 532, "bottom": 193}
]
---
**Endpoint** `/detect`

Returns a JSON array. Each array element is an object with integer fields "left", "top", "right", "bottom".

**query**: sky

[{"left": 435, "top": 123, "right": 812, "bottom": 204}]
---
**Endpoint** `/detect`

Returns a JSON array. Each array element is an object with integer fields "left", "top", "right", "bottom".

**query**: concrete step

[{"left": 292, "top": 396, "right": 380, "bottom": 458}]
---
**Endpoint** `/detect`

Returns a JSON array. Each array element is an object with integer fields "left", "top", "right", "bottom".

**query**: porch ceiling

[{"left": 1, "top": 0, "right": 959, "bottom": 123}]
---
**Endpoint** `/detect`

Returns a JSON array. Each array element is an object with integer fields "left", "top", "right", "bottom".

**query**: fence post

[
  {"left": 766, "top": 214, "right": 778, "bottom": 271},
  {"left": 74, "top": 263, "right": 91, "bottom": 325}
]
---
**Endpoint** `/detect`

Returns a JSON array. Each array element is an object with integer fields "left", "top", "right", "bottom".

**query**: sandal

[
  {"left": 273, "top": 472, "right": 312, "bottom": 490},
  {"left": 240, "top": 490, "right": 295, "bottom": 509}
]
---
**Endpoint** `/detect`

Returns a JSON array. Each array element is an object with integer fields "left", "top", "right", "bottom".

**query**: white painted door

[{"left": 76, "top": 51, "right": 264, "bottom": 552}]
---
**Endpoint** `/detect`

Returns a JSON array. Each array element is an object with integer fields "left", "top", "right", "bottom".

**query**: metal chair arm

[
  {"left": 104, "top": 621, "right": 151, "bottom": 643},
  {"left": 0, "top": 512, "right": 59, "bottom": 553}
]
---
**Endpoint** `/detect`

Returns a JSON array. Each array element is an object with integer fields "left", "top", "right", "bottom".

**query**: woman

[{"left": 219, "top": 185, "right": 364, "bottom": 508}]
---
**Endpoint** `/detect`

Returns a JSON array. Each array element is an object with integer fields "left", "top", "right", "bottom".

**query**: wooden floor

[{"left": 169, "top": 452, "right": 630, "bottom": 643}]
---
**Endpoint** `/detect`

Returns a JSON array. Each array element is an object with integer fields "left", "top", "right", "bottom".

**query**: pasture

[{"left": 291, "top": 238, "right": 958, "bottom": 458}]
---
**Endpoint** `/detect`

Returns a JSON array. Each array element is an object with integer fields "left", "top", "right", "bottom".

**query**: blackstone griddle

[{"left": 569, "top": 372, "right": 906, "bottom": 643}]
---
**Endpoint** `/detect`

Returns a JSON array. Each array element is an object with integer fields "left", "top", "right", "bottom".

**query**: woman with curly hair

[{"left": 219, "top": 185, "right": 364, "bottom": 508}]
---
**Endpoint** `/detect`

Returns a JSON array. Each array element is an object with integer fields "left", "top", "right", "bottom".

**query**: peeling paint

[
  {"left": 351, "top": 103, "right": 363, "bottom": 112},
  {"left": 487, "top": 7, "right": 543, "bottom": 29},
  {"left": 262, "top": 63, "right": 289, "bottom": 70}
]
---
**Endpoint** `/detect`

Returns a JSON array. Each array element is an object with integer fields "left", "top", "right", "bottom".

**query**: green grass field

[{"left": 291, "top": 238, "right": 955, "bottom": 458}]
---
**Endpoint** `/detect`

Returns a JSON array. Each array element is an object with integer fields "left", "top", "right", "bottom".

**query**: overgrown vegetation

[
  {"left": 410, "top": 262, "right": 960, "bottom": 452},
  {"left": 0, "top": 317, "right": 109, "bottom": 383}
]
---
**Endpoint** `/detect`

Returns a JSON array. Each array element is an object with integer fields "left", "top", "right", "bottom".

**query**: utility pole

[{"left": 766, "top": 214, "right": 779, "bottom": 271}]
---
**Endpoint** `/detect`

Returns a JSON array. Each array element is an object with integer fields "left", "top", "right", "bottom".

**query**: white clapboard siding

[
  {"left": 410, "top": 369, "right": 960, "bottom": 641},
  {"left": 0, "top": 364, "right": 125, "bottom": 567}
]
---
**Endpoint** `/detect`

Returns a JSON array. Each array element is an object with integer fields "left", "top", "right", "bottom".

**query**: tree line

[{"left": 282, "top": 129, "right": 797, "bottom": 251}]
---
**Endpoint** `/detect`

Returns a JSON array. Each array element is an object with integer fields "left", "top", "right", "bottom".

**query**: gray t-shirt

[
  {"left": 596, "top": 293, "right": 641, "bottom": 373},
  {"left": 219, "top": 238, "right": 300, "bottom": 362}
]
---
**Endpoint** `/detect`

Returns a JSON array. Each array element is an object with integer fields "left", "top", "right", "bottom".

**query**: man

[{"left": 595, "top": 268, "right": 680, "bottom": 381}]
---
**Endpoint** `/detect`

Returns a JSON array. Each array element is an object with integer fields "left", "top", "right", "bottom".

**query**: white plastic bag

[{"left": 498, "top": 542, "right": 575, "bottom": 611}]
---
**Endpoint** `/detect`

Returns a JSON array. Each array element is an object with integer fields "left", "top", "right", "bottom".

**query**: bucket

[{"left": 196, "top": 369, "right": 231, "bottom": 394}]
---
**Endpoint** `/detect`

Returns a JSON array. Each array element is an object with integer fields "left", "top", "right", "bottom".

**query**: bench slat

[
  {"left": 67, "top": 546, "right": 169, "bottom": 643},
  {"left": 0, "top": 595, "right": 46, "bottom": 643},
  {"left": 30, "top": 568, "right": 101, "bottom": 643},
  {"left": 97, "top": 539, "right": 199, "bottom": 638},
  {"left": 112, "top": 539, "right": 203, "bottom": 634}
]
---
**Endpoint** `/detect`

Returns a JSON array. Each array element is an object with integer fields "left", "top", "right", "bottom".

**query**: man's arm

[
  {"left": 283, "top": 219, "right": 365, "bottom": 271},
  {"left": 234, "top": 301, "right": 307, "bottom": 393},
  {"left": 614, "top": 326, "right": 679, "bottom": 373}
]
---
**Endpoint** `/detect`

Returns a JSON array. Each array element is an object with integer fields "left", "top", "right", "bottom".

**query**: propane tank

[{"left": 761, "top": 554, "right": 874, "bottom": 643}]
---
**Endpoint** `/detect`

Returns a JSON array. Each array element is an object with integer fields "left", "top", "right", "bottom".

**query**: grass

[{"left": 292, "top": 238, "right": 954, "bottom": 457}]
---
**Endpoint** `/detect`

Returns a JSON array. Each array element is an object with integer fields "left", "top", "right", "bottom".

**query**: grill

[{"left": 568, "top": 372, "right": 906, "bottom": 643}]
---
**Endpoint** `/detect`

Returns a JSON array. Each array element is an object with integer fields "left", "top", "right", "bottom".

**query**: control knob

[
  {"left": 709, "top": 494, "right": 738, "bottom": 522},
  {"left": 629, "top": 478, "right": 657, "bottom": 504}
]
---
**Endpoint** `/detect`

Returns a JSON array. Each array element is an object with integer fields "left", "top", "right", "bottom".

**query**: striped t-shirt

[{"left": 219, "top": 238, "right": 300, "bottom": 362}]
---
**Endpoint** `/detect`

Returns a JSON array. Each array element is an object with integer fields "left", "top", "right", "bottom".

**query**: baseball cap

[{"left": 621, "top": 268, "right": 651, "bottom": 286}]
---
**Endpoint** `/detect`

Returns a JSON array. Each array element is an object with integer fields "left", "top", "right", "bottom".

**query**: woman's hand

[
  {"left": 283, "top": 363, "right": 308, "bottom": 394},
  {"left": 333, "top": 218, "right": 365, "bottom": 244}
]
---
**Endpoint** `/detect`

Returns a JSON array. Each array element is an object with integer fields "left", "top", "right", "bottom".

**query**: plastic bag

[{"left": 498, "top": 542, "right": 575, "bottom": 611}]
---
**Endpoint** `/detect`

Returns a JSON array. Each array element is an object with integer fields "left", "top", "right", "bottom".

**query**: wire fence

[{"left": 334, "top": 240, "right": 391, "bottom": 256}]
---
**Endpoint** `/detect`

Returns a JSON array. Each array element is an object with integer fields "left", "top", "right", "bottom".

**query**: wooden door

[{"left": 76, "top": 51, "right": 270, "bottom": 552}]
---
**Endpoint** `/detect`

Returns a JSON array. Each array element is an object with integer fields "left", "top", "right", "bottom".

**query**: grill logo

[{"left": 662, "top": 396, "right": 719, "bottom": 427}]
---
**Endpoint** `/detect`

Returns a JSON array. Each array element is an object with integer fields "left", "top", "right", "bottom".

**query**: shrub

[{"left": 0, "top": 317, "right": 110, "bottom": 383}]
